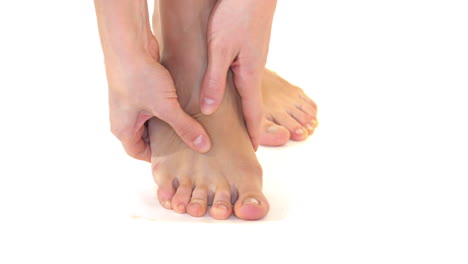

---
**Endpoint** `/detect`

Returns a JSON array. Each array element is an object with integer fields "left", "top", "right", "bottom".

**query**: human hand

[
  {"left": 106, "top": 37, "right": 211, "bottom": 162},
  {"left": 200, "top": 0, "right": 277, "bottom": 150}
]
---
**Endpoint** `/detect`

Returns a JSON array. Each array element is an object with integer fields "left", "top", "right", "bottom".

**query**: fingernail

[
  {"left": 201, "top": 97, "right": 216, "bottom": 115},
  {"left": 204, "top": 97, "right": 215, "bottom": 105},
  {"left": 193, "top": 135, "right": 210, "bottom": 152},
  {"left": 243, "top": 198, "right": 260, "bottom": 205}
]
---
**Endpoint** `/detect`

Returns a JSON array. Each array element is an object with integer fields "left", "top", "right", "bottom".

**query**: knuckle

[
  {"left": 174, "top": 123, "right": 192, "bottom": 140},
  {"left": 153, "top": 101, "right": 177, "bottom": 121},
  {"left": 110, "top": 124, "right": 123, "bottom": 138},
  {"left": 110, "top": 124, "right": 132, "bottom": 142}
]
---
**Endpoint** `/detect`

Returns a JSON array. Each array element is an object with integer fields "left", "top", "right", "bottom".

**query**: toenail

[
  {"left": 214, "top": 203, "right": 228, "bottom": 210},
  {"left": 162, "top": 200, "right": 171, "bottom": 209},
  {"left": 243, "top": 198, "right": 260, "bottom": 205},
  {"left": 190, "top": 203, "right": 201, "bottom": 211},
  {"left": 311, "top": 120, "right": 318, "bottom": 127},
  {"left": 306, "top": 123, "right": 314, "bottom": 131},
  {"left": 191, "top": 198, "right": 206, "bottom": 205},
  {"left": 295, "top": 128, "right": 305, "bottom": 135},
  {"left": 267, "top": 125, "right": 279, "bottom": 133},
  {"left": 177, "top": 203, "right": 185, "bottom": 212}
]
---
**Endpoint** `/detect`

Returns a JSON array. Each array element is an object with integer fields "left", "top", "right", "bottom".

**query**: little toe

[
  {"left": 273, "top": 113, "right": 308, "bottom": 141},
  {"left": 209, "top": 187, "right": 233, "bottom": 220},
  {"left": 153, "top": 168, "right": 176, "bottom": 209},
  {"left": 187, "top": 186, "right": 208, "bottom": 217},
  {"left": 171, "top": 181, "right": 193, "bottom": 214},
  {"left": 157, "top": 180, "right": 176, "bottom": 210},
  {"left": 259, "top": 120, "right": 290, "bottom": 146},
  {"left": 234, "top": 191, "right": 269, "bottom": 221}
]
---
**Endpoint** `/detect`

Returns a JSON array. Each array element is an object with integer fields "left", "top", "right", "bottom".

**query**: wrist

[
  {"left": 95, "top": 0, "right": 159, "bottom": 69},
  {"left": 102, "top": 34, "right": 159, "bottom": 71}
]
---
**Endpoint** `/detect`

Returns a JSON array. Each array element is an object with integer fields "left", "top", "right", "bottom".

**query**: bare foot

[
  {"left": 259, "top": 69, "right": 318, "bottom": 146},
  {"left": 152, "top": 1, "right": 318, "bottom": 148},
  {"left": 148, "top": 0, "right": 269, "bottom": 220}
]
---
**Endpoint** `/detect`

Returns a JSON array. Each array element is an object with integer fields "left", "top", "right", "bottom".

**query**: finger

[
  {"left": 111, "top": 112, "right": 152, "bottom": 162},
  {"left": 158, "top": 101, "right": 212, "bottom": 153},
  {"left": 200, "top": 43, "right": 234, "bottom": 115},
  {"left": 233, "top": 67, "right": 264, "bottom": 151},
  {"left": 120, "top": 125, "right": 151, "bottom": 162}
]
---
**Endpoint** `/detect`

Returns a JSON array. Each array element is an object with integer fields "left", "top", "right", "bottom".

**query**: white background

[{"left": 0, "top": 0, "right": 467, "bottom": 263}]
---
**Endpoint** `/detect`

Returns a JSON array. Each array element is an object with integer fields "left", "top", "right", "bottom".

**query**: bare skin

[
  {"left": 149, "top": 0, "right": 269, "bottom": 220},
  {"left": 94, "top": 0, "right": 212, "bottom": 162},
  {"left": 152, "top": 0, "right": 318, "bottom": 148}
]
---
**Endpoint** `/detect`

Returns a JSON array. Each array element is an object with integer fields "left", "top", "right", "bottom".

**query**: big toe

[
  {"left": 234, "top": 191, "right": 269, "bottom": 220},
  {"left": 259, "top": 120, "right": 290, "bottom": 146}
]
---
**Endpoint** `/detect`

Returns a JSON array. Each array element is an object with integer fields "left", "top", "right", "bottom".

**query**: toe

[
  {"left": 187, "top": 186, "right": 208, "bottom": 217},
  {"left": 233, "top": 168, "right": 269, "bottom": 220},
  {"left": 156, "top": 180, "right": 176, "bottom": 210},
  {"left": 153, "top": 166, "right": 177, "bottom": 209},
  {"left": 298, "top": 102, "right": 317, "bottom": 118},
  {"left": 259, "top": 120, "right": 290, "bottom": 146},
  {"left": 288, "top": 108, "right": 316, "bottom": 135},
  {"left": 273, "top": 113, "right": 308, "bottom": 141},
  {"left": 288, "top": 108, "right": 313, "bottom": 127},
  {"left": 171, "top": 180, "right": 193, "bottom": 214},
  {"left": 209, "top": 185, "right": 233, "bottom": 220},
  {"left": 300, "top": 93, "right": 317, "bottom": 109},
  {"left": 234, "top": 189, "right": 269, "bottom": 221}
]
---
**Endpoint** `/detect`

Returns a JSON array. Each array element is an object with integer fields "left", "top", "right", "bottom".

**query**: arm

[
  {"left": 200, "top": 0, "right": 277, "bottom": 150},
  {"left": 94, "top": 0, "right": 211, "bottom": 161}
]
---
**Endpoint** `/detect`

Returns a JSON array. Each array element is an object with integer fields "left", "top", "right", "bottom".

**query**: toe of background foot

[{"left": 259, "top": 120, "right": 291, "bottom": 146}]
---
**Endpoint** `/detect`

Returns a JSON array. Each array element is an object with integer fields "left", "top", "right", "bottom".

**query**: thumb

[
  {"left": 158, "top": 102, "right": 212, "bottom": 153},
  {"left": 200, "top": 45, "right": 233, "bottom": 115},
  {"left": 233, "top": 67, "right": 264, "bottom": 151}
]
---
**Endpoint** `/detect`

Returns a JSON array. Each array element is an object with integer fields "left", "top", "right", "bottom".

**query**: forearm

[{"left": 94, "top": 0, "right": 157, "bottom": 68}]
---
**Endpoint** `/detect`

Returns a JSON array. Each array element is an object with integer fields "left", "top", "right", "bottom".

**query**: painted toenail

[
  {"left": 295, "top": 128, "right": 305, "bottom": 135},
  {"left": 267, "top": 125, "right": 279, "bottom": 133},
  {"left": 162, "top": 200, "right": 171, "bottom": 209},
  {"left": 243, "top": 198, "right": 260, "bottom": 205}
]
